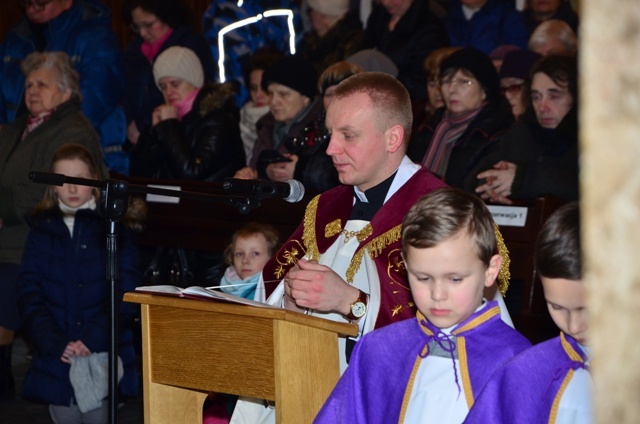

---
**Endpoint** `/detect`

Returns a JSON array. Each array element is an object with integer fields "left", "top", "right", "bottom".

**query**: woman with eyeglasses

[
  {"left": 473, "top": 55, "right": 579, "bottom": 204},
  {"left": 407, "top": 46, "right": 460, "bottom": 163},
  {"left": 416, "top": 47, "right": 514, "bottom": 190},
  {"left": 498, "top": 50, "right": 542, "bottom": 120},
  {"left": 121, "top": 0, "right": 215, "bottom": 146}
]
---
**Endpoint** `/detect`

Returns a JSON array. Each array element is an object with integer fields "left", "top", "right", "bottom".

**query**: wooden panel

[
  {"left": 274, "top": 320, "right": 342, "bottom": 423},
  {"left": 148, "top": 304, "right": 277, "bottom": 399}
]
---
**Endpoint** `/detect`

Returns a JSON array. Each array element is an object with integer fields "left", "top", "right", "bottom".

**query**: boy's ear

[{"left": 484, "top": 254, "right": 502, "bottom": 288}]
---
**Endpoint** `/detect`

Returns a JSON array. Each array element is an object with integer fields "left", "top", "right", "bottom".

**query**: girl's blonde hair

[{"left": 224, "top": 222, "right": 281, "bottom": 265}]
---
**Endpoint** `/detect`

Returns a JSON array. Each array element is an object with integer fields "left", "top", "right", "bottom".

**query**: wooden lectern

[{"left": 124, "top": 292, "right": 358, "bottom": 423}]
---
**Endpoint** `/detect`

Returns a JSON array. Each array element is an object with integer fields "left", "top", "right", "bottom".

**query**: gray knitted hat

[{"left": 153, "top": 46, "right": 204, "bottom": 89}]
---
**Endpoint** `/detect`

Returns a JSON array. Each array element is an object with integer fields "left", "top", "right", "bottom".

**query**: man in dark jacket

[{"left": 0, "top": 0, "right": 128, "bottom": 173}]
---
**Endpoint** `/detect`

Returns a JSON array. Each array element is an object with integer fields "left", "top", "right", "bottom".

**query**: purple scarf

[{"left": 421, "top": 106, "right": 484, "bottom": 177}]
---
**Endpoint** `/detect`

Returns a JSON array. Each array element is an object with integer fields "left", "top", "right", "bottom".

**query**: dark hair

[
  {"left": 122, "top": 0, "right": 192, "bottom": 29},
  {"left": 243, "top": 47, "right": 284, "bottom": 89},
  {"left": 535, "top": 202, "right": 581, "bottom": 280},
  {"left": 224, "top": 222, "right": 281, "bottom": 265},
  {"left": 334, "top": 71, "right": 412, "bottom": 142},
  {"left": 523, "top": 54, "right": 578, "bottom": 109},
  {"left": 402, "top": 188, "right": 496, "bottom": 266}
]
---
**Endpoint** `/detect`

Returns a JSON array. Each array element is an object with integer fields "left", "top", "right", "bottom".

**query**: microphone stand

[{"left": 29, "top": 172, "right": 271, "bottom": 424}]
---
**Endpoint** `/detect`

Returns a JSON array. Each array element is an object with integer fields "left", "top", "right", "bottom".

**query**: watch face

[{"left": 351, "top": 301, "right": 366, "bottom": 318}]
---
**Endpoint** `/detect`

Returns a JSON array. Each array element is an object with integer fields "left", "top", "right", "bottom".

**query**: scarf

[
  {"left": 175, "top": 88, "right": 200, "bottom": 121},
  {"left": 140, "top": 28, "right": 174, "bottom": 63},
  {"left": 219, "top": 266, "right": 261, "bottom": 299},
  {"left": 22, "top": 109, "right": 55, "bottom": 140},
  {"left": 421, "top": 106, "right": 484, "bottom": 178},
  {"left": 58, "top": 197, "right": 97, "bottom": 236}
]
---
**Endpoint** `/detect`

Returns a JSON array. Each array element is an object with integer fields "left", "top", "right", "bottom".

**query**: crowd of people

[{"left": 0, "top": 0, "right": 587, "bottom": 423}]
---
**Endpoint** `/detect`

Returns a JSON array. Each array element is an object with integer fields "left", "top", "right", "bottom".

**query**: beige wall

[{"left": 582, "top": 0, "right": 640, "bottom": 422}]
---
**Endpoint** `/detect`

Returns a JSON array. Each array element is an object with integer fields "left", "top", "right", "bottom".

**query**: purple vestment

[
  {"left": 463, "top": 332, "right": 589, "bottom": 424},
  {"left": 314, "top": 301, "right": 531, "bottom": 423}
]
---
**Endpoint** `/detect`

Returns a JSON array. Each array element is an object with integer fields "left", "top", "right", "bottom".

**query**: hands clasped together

[
  {"left": 283, "top": 259, "right": 360, "bottom": 317},
  {"left": 475, "top": 160, "right": 517, "bottom": 205}
]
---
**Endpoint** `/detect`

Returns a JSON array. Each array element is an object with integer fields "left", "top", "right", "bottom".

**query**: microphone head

[{"left": 285, "top": 179, "right": 305, "bottom": 203}]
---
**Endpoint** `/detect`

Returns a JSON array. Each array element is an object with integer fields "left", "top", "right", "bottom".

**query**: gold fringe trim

[
  {"left": 494, "top": 223, "right": 510, "bottom": 296},
  {"left": 344, "top": 225, "right": 402, "bottom": 283},
  {"left": 302, "top": 195, "right": 321, "bottom": 261},
  {"left": 324, "top": 219, "right": 342, "bottom": 238}
]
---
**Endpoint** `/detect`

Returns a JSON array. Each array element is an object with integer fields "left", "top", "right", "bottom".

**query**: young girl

[
  {"left": 17, "top": 144, "right": 143, "bottom": 424},
  {"left": 219, "top": 222, "right": 280, "bottom": 300}
]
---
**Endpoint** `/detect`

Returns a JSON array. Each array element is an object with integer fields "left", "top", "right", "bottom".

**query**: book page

[
  {"left": 135, "top": 285, "right": 183, "bottom": 295},
  {"left": 182, "top": 286, "right": 277, "bottom": 308}
]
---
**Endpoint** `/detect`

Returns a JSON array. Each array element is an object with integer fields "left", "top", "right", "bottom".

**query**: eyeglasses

[
  {"left": 19, "top": 0, "right": 54, "bottom": 11},
  {"left": 440, "top": 78, "right": 474, "bottom": 89},
  {"left": 130, "top": 19, "right": 158, "bottom": 33},
  {"left": 501, "top": 83, "right": 524, "bottom": 95}
]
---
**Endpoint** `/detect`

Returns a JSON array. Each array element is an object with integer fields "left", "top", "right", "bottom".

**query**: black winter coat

[
  {"left": 130, "top": 83, "right": 246, "bottom": 182},
  {"left": 362, "top": 0, "right": 449, "bottom": 101}
]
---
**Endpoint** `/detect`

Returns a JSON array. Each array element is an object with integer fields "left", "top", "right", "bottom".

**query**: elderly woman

[
  {"left": 130, "top": 46, "right": 245, "bottom": 181},
  {"left": 122, "top": 0, "right": 215, "bottom": 145},
  {"left": 235, "top": 55, "right": 324, "bottom": 186},
  {"left": 474, "top": 55, "right": 579, "bottom": 204},
  {"left": 418, "top": 47, "right": 514, "bottom": 190},
  {"left": 0, "top": 51, "right": 105, "bottom": 398}
]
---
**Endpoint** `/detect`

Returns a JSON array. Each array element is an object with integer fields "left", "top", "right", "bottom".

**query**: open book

[{"left": 134, "top": 285, "right": 276, "bottom": 308}]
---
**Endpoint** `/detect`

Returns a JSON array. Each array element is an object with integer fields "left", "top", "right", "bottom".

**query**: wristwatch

[{"left": 346, "top": 290, "right": 368, "bottom": 321}]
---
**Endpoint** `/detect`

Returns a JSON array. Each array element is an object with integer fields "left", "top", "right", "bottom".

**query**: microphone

[
  {"left": 222, "top": 178, "right": 305, "bottom": 203},
  {"left": 28, "top": 171, "right": 68, "bottom": 186}
]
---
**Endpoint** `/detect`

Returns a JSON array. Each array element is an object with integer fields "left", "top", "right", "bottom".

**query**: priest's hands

[{"left": 284, "top": 259, "right": 359, "bottom": 316}]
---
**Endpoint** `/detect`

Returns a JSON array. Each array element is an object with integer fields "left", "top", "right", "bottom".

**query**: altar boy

[
  {"left": 314, "top": 188, "right": 531, "bottom": 423},
  {"left": 464, "top": 202, "right": 592, "bottom": 423}
]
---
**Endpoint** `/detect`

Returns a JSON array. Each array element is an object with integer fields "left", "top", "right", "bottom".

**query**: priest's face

[
  {"left": 404, "top": 233, "right": 501, "bottom": 329},
  {"left": 325, "top": 92, "right": 404, "bottom": 192},
  {"left": 541, "top": 277, "right": 588, "bottom": 345}
]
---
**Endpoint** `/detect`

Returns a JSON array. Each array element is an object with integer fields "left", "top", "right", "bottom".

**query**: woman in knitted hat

[
  {"left": 297, "top": 0, "right": 363, "bottom": 74},
  {"left": 234, "top": 55, "right": 327, "bottom": 191},
  {"left": 130, "top": 46, "right": 245, "bottom": 182},
  {"left": 122, "top": 0, "right": 215, "bottom": 146},
  {"left": 416, "top": 47, "right": 514, "bottom": 191}
]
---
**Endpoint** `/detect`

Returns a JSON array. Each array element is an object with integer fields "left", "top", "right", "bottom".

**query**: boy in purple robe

[
  {"left": 464, "top": 202, "right": 592, "bottom": 424},
  {"left": 314, "top": 187, "right": 531, "bottom": 423}
]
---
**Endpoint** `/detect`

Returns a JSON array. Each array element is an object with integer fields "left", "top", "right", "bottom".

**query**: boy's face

[
  {"left": 404, "top": 232, "right": 501, "bottom": 329},
  {"left": 541, "top": 277, "right": 588, "bottom": 345}
]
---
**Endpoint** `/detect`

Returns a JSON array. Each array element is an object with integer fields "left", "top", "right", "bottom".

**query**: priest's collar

[{"left": 350, "top": 171, "right": 397, "bottom": 221}]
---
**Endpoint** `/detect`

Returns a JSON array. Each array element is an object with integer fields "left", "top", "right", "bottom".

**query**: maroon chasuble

[{"left": 262, "top": 167, "right": 447, "bottom": 329}]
